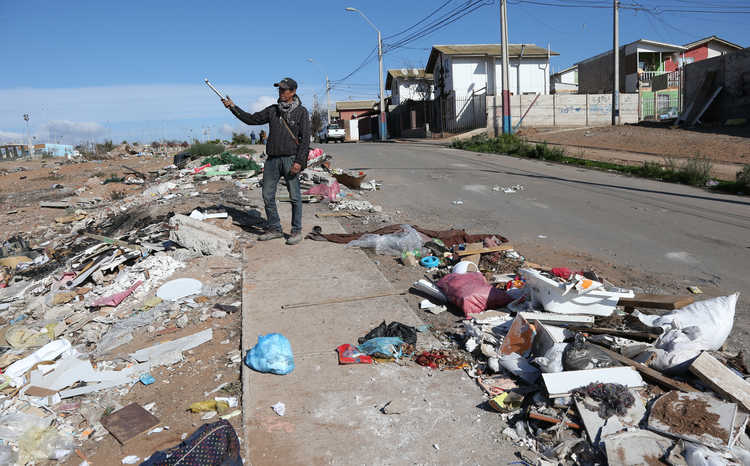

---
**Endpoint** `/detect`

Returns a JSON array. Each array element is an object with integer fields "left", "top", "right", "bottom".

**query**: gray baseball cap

[{"left": 274, "top": 77, "right": 298, "bottom": 90}]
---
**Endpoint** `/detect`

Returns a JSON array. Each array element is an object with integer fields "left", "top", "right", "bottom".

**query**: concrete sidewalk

[{"left": 240, "top": 197, "right": 518, "bottom": 465}]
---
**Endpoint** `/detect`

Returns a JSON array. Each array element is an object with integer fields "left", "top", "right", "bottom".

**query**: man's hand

[
  {"left": 222, "top": 97, "right": 236, "bottom": 109},
  {"left": 289, "top": 162, "right": 302, "bottom": 176}
]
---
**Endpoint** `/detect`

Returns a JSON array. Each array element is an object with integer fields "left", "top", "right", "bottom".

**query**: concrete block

[{"left": 169, "top": 214, "right": 235, "bottom": 256}]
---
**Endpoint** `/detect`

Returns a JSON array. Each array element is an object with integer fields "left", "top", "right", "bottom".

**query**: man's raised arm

[{"left": 222, "top": 97, "right": 270, "bottom": 126}]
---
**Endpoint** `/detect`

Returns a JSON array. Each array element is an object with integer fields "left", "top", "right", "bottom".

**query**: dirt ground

[
  {"left": 517, "top": 124, "right": 750, "bottom": 181},
  {"left": 520, "top": 124, "right": 750, "bottom": 164}
]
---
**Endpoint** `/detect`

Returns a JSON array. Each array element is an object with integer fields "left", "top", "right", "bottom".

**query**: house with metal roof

[
  {"left": 385, "top": 68, "right": 434, "bottom": 105},
  {"left": 425, "top": 43, "right": 558, "bottom": 99}
]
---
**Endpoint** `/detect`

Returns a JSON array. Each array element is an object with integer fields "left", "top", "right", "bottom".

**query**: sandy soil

[
  {"left": 515, "top": 125, "right": 749, "bottom": 181},
  {"left": 520, "top": 124, "right": 750, "bottom": 165}
]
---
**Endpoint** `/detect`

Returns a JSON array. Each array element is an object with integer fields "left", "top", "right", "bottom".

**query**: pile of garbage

[
  {"left": 339, "top": 224, "right": 747, "bottom": 465},
  {"left": 0, "top": 154, "right": 255, "bottom": 464}
]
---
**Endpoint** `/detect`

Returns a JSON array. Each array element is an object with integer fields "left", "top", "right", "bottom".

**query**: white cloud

[
  {"left": 250, "top": 95, "right": 277, "bottom": 112},
  {"left": 0, "top": 83, "right": 271, "bottom": 129},
  {"left": 38, "top": 120, "right": 106, "bottom": 143},
  {"left": 0, "top": 130, "right": 25, "bottom": 144}
]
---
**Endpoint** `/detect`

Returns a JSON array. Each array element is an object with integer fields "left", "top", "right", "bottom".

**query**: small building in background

[
  {"left": 0, "top": 144, "right": 29, "bottom": 160},
  {"left": 34, "top": 143, "right": 74, "bottom": 158},
  {"left": 386, "top": 69, "right": 434, "bottom": 105},
  {"left": 335, "top": 100, "right": 378, "bottom": 122},
  {"left": 551, "top": 65, "right": 578, "bottom": 94}
]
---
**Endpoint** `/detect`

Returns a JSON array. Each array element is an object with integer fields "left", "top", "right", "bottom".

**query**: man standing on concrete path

[{"left": 222, "top": 78, "right": 311, "bottom": 245}]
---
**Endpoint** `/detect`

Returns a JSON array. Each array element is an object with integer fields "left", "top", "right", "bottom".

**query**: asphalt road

[{"left": 320, "top": 140, "right": 750, "bottom": 344}]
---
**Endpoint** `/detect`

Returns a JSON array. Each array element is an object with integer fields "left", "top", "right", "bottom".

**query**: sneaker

[
  {"left": 286, "top": 231, "right": 303, "bottom": 245},
  {"left": 258, "top": 230, "right": 283, "bottom": 241}
]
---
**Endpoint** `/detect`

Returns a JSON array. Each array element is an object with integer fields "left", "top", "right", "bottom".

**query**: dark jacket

[{"left": 229, "top": 98, "right": 311, "bottom": 168}]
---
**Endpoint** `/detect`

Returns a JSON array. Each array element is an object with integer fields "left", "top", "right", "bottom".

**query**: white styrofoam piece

[
  {"left": 521, "top": 268, "right": 634, "bottom": 317},
  {"left": 156, "top": 278, "right": 203, "bottom": 301},
  {"left": 4, "top": 339, "right": 72, "bottom": 387},
  {"left": 543, "top": 367, "right": 644, "bottom": 397}
]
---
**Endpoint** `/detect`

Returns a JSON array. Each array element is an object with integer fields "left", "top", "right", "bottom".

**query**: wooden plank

[
  {"left": 567, "top": 326, "right": 661, "bottom": 342},
  {"left": 591, "top": 343, "right": 696, "bottom": 393},
  {"left": 518, "top": 312, "right": 594, "bottom": 325},
  {"left": 618, "top": 294, "right": 694, "bottom": 311},
  {"left": 101, "top": 403, "right": 159, "bottom": 444},
  {"left": 543, "top": 367, "right": 644, "bottom": 398},
  {"left": 528, "top": 411, "right": 581, "bottom": 430},
  {"left": 456, "top": 244, "right": 514, "bottom": 257},
  {"left": 689, "top": 351, "right": 750, "bottom": 412}
]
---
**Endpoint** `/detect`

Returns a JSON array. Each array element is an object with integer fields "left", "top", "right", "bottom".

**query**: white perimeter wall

[{"left": 486, "top": 93, "right": 638, "bottom": 133}]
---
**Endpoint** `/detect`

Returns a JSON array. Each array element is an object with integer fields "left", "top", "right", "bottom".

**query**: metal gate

[{"left": 432, "top": 93, "right": 487, "bottom": 134}]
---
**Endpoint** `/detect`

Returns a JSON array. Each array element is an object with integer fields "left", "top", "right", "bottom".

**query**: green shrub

[
  {"left": 188, "top": 142, "right": 225, "bottom": 157},
  {"left": 202, "top": 152, "right": 261, "bottom": 171},
  {"left": 736, "top": 165, "right": 750, "bottom": 190},
  {"left": 231, "top": 132, "right": 252, "bottom": 145},
  {"left": 677, "top": 156, "right": 712, "bottom": 186}
]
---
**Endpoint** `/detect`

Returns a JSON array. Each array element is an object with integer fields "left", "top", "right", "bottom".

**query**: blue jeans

[{"left": 262, "top": 156, "right": 302, "bottom": 233}]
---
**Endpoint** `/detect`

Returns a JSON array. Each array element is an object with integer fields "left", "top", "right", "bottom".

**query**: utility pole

[
  {"left": 307, "top": 58, "right": 331, "bottom": 125},
  {"left": 346, "top": 7, "right": 388, "bottom": 140},
  {"left": 325, "top": 76, "right": 331, "bottom": 125},
  {"left": 612, "top": 0, "right": 620, "bottom": 125},
  {"left": 377, "top": 29, "right": 387, "bottom": 140},
  {"left": 500, "top": 0, "right": 512, "bottom": 134}
]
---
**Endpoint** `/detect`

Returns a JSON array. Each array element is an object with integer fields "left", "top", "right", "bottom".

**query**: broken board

[
  {"left": 518, "top": 312, "right": 594, "bottom": 325},
  {"left": 605, "top": 429, "right": 674, "bottom": 466},
  {"left": 647, "top": 391, "right": 736, "bottom": 448},
  {"left": 542, "top": 367, "right": 644, "bottom": 398},
  {"left": 101, "top": 403, "right": 159, "bottom": 444},
  {"left": 618, "top": 294, "right": 694, "bottom": 312},
  {"left": 575, "top": 391, "right": 646, "bottom": 445},
  {"left": 689, "top": 351, "right": 750, "bottom": 413}
]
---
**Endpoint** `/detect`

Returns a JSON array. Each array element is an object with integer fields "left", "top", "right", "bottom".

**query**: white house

[
  {"left": 425, "top": 43, "right": 559, "bottom": 99},
  {"left": 551, "top": 65, "right": 578, "bottom": 94},
  {"left": 385, "top": 69, "right": 434, "bottom": 106}
]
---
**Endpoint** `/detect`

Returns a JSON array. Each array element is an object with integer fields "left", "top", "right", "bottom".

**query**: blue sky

[{"left": 1, "top": 0, "right": 746, "bottom": 144}]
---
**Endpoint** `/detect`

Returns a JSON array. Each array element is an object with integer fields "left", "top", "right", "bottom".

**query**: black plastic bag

[
  {"left": 563, "top": 334, "right": 620, "bottom": 371},
  {"left": 358, "top": 321, "right": 417, "bottom": 346}
]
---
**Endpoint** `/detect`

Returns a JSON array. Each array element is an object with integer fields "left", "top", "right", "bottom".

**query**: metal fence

[
  {"left": 640, "top": 92, "right": 680, "bottom": 121},
  {"left": 431, "top": 93, "right": 487, "bottom": 134}
]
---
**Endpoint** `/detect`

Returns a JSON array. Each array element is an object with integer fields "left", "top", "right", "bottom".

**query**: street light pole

[
  {"left": 345, "top": 7, "right": 387, "bottom": 140},
  {"left": 612, "top": 0, "right": 620, "bottom": 125},
  {"left": 307, "top": 58, "right": 331, "bottom": 125}
]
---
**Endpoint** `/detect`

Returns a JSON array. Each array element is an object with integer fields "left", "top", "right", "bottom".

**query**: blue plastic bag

[
  {"left": 356, "top": 337, "right": 405, "bottom": 358},
  {"left": 245, "top": 333, "right": 295, "bottom": 375}
]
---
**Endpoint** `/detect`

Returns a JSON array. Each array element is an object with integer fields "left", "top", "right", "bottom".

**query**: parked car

[{"left": 317, "top": 123, "right": 345, "bottom": 143}]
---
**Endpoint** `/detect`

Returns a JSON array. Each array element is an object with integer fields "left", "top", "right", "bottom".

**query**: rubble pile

[
  {"left": 335, "top": 225, "right": 747, "bottom": 465},
  {"left": 0, "top": 142, "right": 398, "bottom": 464}
]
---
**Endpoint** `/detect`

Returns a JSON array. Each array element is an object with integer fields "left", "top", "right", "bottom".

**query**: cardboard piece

[
  {"left": 101, "top": 403, "right": 160, "bottom": 444},
  {"left": 542, "top": 367, "right": 644, "bottom": 398},
  {"left": 499, "top": 315, "right": 534, "bottom": 357}
]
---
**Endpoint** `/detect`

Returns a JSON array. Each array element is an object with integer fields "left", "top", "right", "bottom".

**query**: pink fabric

[
  {"left": 304, "top": 181, "right": 340, "bottom": 201},
  {"left": 92, "top": 280, "right": 142, "bottom": 307},
  {"left": 308, "top": 148, "right": 324, "bottom": 160},
  {"left": 437, "top": 272, "right": 512, "bottom": 317},
  {"left": 193, "top": 163, "right": 211, "bottom": 174}
]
